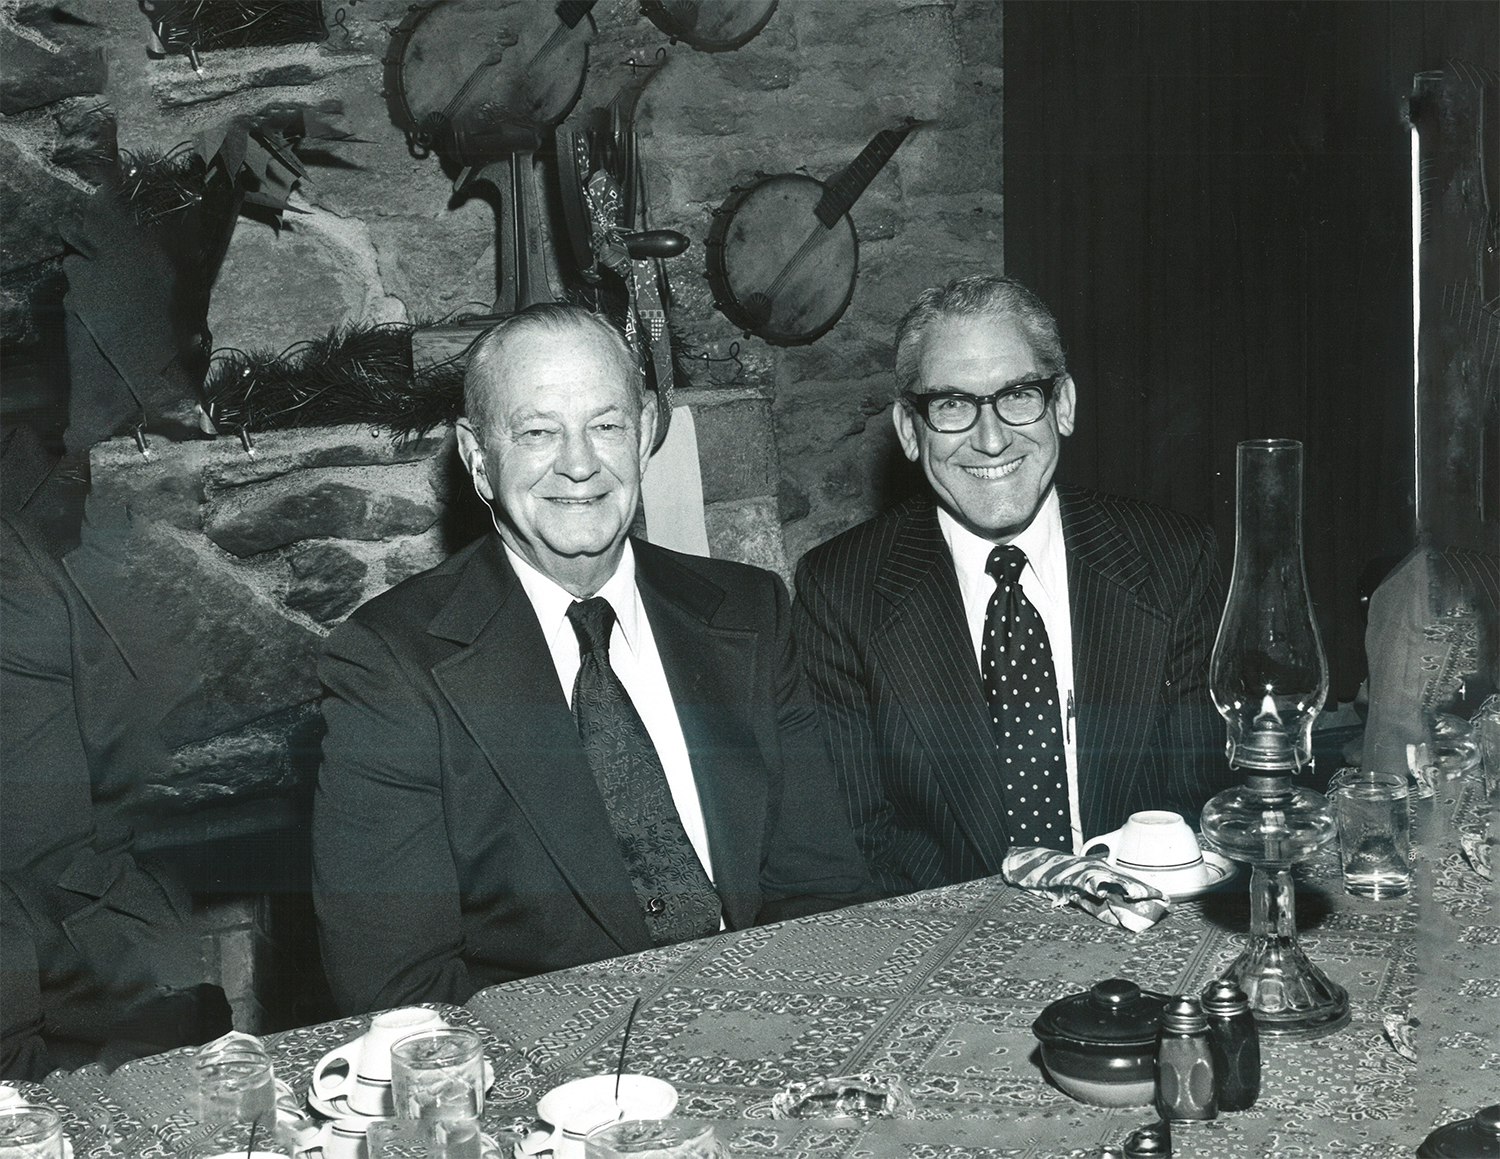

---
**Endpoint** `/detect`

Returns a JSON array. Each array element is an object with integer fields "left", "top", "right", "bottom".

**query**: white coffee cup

[
  {"left": 319, "top": 1117, "right": 372, "bottom": 1159},
  {"left": 1083, "top": 810, "right": 1210, "bottom": 894},
  {"left": 311, "top": 1006, "right": 446, "bottom": 1117},
  {"left": 529, "top": 1075, "right": 678, "bottom": 1159}
]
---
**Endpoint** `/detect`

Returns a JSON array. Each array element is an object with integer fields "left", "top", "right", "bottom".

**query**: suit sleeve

[
  {"left": 791, "top": 559, "right": 912, "bottom": 897},
  {"left": 313, "top": 618, "right": 473, "bottom": 1014},
  {"left": 1152, "top": 522, "right": 1233, "bottom": 818},
  {"left": 756, "top": 573, "right": 877, "bottom": 922}
]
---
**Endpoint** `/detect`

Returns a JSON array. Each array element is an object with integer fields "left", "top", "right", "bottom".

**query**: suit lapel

[
  {"left": 428, "top": 538, "right": 650, "bottom": 953},
  {"left": 1060, "top": 487, "right": 1169, "bottom": 838},
  {"left": 634, "top": 543, "right": 765, "bottom": 929},
  {"left": 872, "top": 503, "right": 1011, "bottom": 873}
]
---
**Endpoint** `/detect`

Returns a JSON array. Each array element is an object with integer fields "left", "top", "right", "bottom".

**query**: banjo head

[
  {"left": 385, "top": 0, "right": 591, "bottom": 158},
  {"left": 640, "top": 1, "right": 779, "bottom": 53},
  {"left": 707, "top": 174, "right": 858, "bottom": 346}
]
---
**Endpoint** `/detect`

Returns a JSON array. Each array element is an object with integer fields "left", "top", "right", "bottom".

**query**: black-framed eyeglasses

[{"left": 900, "top": 375, "right": 1061, "bottom": 433}]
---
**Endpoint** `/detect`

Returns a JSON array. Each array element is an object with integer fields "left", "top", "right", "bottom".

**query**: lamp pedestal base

[{"left": 1221, "top": 865, "right": 1349, "bottom": 1038}]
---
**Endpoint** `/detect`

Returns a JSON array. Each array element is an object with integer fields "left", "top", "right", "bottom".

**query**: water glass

[
  {"left": 585, "top": 1121, "right": 730, "bottom": 1159},
  {"left": 1330, "top": 768, "right": 1411, "bottom": 899},
  {"left": 0, "top": 1106, "right": 64, "bottom": 1159},
  {"left": 1473, "top": 696, "right": 1500, "bottom": 797},
  {"left": 390, "top": 1028, "right": 486, "bottom": 1159},
  {"left": 194, "top": 1039, "right": 277, "bottom": 1130},
  {"left": 1429, "top": 713, "right": 1482, "bottom": 781}
]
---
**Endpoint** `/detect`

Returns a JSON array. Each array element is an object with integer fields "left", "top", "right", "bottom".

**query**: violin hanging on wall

[{"left": 705, "top": 118, "right": 923, "bottom": 346}]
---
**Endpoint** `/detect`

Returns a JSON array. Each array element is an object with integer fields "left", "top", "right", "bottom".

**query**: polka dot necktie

[{"left": 982, "top": 545, "right": 1071, "bottom": 850}]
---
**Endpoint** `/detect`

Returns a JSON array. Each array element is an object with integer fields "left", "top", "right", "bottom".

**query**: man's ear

[
  {"left": 892, "top": 398, "right": 922, "bottom": 463},
  {"left": 637, "top": 392, "right": 660, "bottom": 465},
  {"left": 1054, "top": 375, "right": 1077, "bottom": 438},
  {"left": 454, "top": 417, "right": 495, "bottom": 502}
]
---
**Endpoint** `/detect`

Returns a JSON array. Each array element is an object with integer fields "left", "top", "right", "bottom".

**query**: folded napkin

[{"left": 1002, "top": 847, "right": 1171, "bottom": 932}]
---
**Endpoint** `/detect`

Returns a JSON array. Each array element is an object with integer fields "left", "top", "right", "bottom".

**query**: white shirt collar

[
  {"left": 937, "top": 486, "right": 1066, "bottom": 602},
  {"left": 503, "top": 540, "right": 641, "bottom": 657}
]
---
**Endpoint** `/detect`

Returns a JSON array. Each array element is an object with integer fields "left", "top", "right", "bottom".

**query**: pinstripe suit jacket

[{"left": 792, "top": 486, "right": 1230, "bottom": 895}]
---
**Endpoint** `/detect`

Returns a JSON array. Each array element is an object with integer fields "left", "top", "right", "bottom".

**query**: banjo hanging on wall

[{"left": 705, "top": 118, "right": 923, "bottom": 346}]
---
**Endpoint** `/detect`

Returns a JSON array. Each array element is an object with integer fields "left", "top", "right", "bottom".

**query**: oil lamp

[{"left": 1200, "top": 439, "right": 1350, "bottom": 1037}]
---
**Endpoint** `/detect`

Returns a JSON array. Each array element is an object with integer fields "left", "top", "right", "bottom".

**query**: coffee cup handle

[
  {"left": 1082, "top": 828, "right": 1123, "bottom": 860},
  {"left": 311, "top": 1045, "right": 360, "bottom": 1099}
]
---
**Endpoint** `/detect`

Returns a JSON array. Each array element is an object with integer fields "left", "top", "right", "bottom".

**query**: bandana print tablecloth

[{"left": 29, "top": 777, "right": 1497, "bottom": 1159}]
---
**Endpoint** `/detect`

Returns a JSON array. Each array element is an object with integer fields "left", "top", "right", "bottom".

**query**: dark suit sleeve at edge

[
  {"left": 791, "top": 559, "right": 915, "bottom": 898},
  {"left": 312, "top": 618, "right": 472, "bottom": 1014},
  {"left": 1151, "top": 522, "right": 1234, "bottom": 819},
  {"left": 756, "top": 572, "right": 878, "bottom": 923}
]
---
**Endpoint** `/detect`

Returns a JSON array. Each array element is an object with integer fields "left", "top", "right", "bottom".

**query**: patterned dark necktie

[
  {"left": 567, "top": 597, "right": 721, "bottom": 945},
  {"left": 982, "top": 546, "right": 1071, "bottom": 850}
]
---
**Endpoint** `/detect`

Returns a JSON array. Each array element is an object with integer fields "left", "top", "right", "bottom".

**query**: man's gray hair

[
  {"left": 463, "top": 303, "right": 645, "bottom": 435},
  {"left": 893, "top": 274, "right": 1068, "bottom": 395}
]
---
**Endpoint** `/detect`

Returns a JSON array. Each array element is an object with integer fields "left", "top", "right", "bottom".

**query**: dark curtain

[{"left": 1003, "top": 1, "right": 1497, "bottom": 702}]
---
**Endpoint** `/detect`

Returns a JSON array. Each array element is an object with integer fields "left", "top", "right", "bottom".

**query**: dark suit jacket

[
  {"left": 1, "top": 516, "right": 229, "bottom": 1079},
  {"left": 312, "top": 535, "right": 873, "bottom": 1014},
  {"left": 792, "top": 486, "right": 1231, "bottom": 895}
]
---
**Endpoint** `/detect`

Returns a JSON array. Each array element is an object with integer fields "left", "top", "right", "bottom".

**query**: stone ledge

[{"left": 148, "top": 44, "right": 367, "bottom": 109}]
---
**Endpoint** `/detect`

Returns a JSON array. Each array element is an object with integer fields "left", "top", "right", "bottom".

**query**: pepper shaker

[
  {"left": 1201, "top": 978, "right": 1260, "bottom": 1110},
  {"left": 1155, "top": 996, "right": 1217, "bottom": 1121}
]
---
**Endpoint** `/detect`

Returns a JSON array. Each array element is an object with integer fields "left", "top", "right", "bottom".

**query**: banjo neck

[{"left": 815, "top": 119, "right": 920, "bottom": 228}]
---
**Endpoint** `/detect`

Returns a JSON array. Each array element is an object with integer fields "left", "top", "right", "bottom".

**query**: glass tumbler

[
  {"left": 194, "top": 1038, "right": 277, "bottom": 1131},
  {"left": 0, "top": 1107, "right": 64, "bottom": 1159},
  {"left": 390, "top": 1027, "right": 486, "bottom": 1159},
  {"left": 1330, "top": 768, "right": 1412, "bottom": 899}
]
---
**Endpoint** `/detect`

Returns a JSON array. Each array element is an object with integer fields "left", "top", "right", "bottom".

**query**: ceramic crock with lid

[
  {"left": 1032, "top": 979, "right": 1171, "bottom": 1107},
  {"left": 1417, "top": 1105, "right": 1500, "bottom": 1157}
]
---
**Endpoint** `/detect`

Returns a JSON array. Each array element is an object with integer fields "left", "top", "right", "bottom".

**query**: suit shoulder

[
  {"left": 1063, "top": 487, "right": 1216, "bottom": 557},
  {"left": 634, "top": 539, "right": 784, "bottom": 610},
  {"left": 796, "top": 499, "right": 924, "bottom": 582},
  {"left": 331, "top": 536, "right": 482, "bottom": 642}
]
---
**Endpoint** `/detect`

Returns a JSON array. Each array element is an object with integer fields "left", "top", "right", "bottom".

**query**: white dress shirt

[
  {"left": 504, "top": 541, "right": 715, "bottom": 882},
  {"left": 938, "top": 487, "right": 1083, "bottom": 852}
]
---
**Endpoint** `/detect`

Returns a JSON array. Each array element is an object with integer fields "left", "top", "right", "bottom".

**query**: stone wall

[{"left": 6, "top": 0, "right": 1007, "bottom": 816}]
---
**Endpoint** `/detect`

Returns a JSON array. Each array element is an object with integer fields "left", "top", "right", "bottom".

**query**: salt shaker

[
  {"left": 1155, "top": 997, "right": 1216, "bottom": 1122},
  {"left": 1201, "top": 979, "right": 1260, "bottom": 1111}
]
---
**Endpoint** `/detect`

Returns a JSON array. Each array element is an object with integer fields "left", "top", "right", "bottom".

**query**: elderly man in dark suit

[
  {"left": 312, "top": 304, "right": 871, "bottom": 1014},
  {"left": 793, "top": 275, "right": 1231, "bottom": 896}
]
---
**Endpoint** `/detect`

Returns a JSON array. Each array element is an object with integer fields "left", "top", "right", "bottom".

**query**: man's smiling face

[
  {"left": 893, "top": 314, "right": 1076, "bottom": 543},
  {"left": 457, "top": 322, "right": 653, "bottom": 594}
]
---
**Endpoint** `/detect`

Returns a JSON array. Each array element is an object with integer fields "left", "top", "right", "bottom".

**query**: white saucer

[
  {"left": 307, "top": 1050, "right": 495, "bottom": 1120},
  {"left": 1115, "top": 850, "right": 1239, "bottom": 900}
]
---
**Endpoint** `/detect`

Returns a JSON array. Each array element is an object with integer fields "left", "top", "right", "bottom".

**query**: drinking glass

[
  {"left": 194, "top": 1039, "right": 277, "bottom": 1130},
  {"left": 585, "top": 1120, "right": 730, "bottom": 1159},
  {"left": 0, "top": 1107, "right": 64, "bottom": 1159},
  {"left": 1330, "top": 768, "right": 1412, "bottom": 898},
  {"left": 390, "top": 1028, "right": 486, "bottom": 1159}
]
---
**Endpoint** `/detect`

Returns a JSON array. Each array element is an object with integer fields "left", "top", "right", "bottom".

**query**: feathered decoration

[
  {"left": 203, "top": 323, "right": 466, "bottom": 443},
  {"left": 142, "top": 1, "right": 327, "bottom": 59},
  {"left": 115, "top": 142, "right": 208, "bottom": 226}
]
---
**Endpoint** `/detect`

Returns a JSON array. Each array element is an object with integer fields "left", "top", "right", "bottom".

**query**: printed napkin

[{"left": 1002, "top": 847, "right": 1171, "bottom": 931}]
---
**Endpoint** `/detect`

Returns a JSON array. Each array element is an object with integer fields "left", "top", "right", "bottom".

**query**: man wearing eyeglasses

[{"left": 792, "top": 274, "right": 1228, "bottom": 895}]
